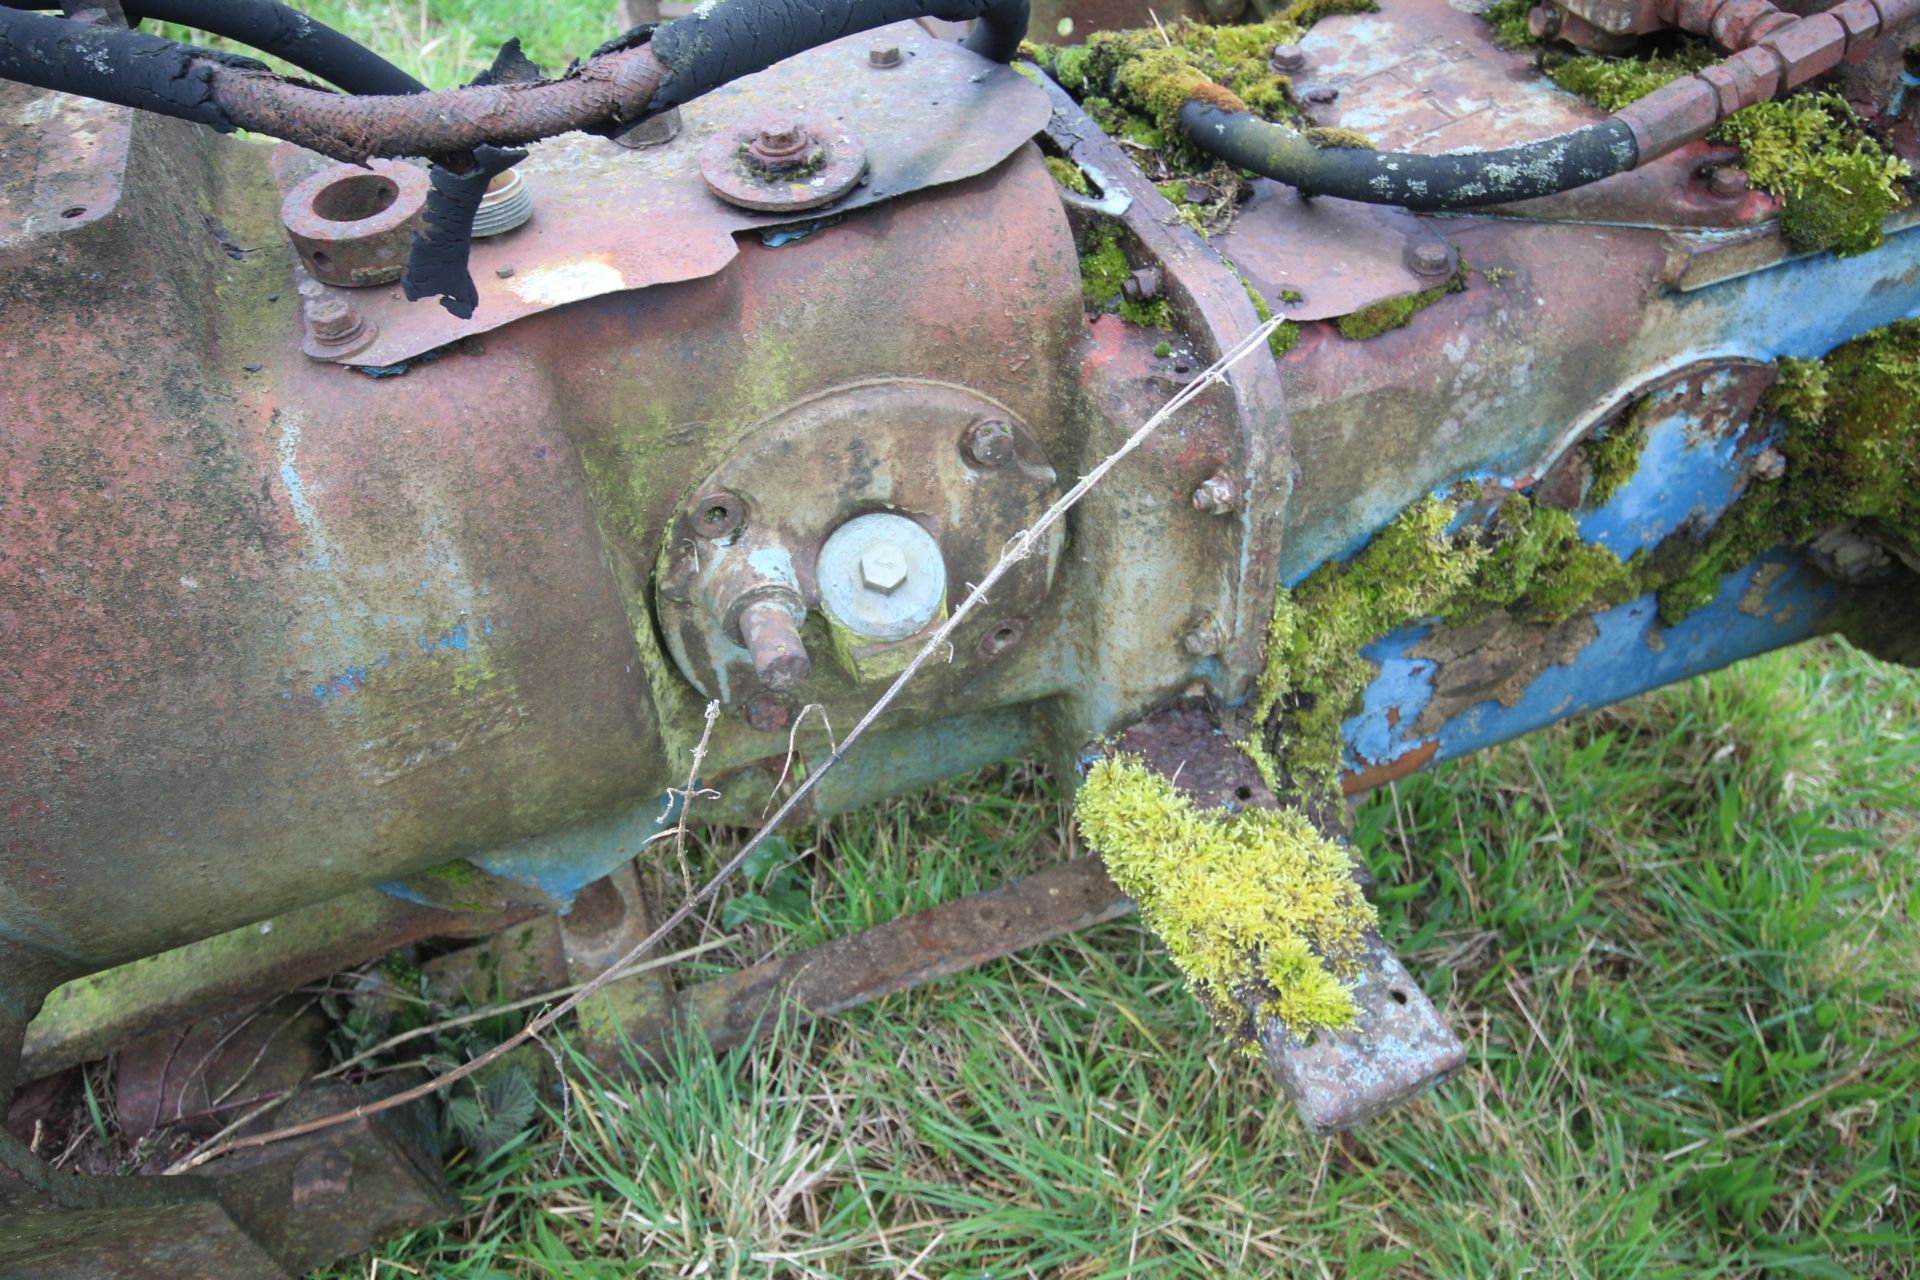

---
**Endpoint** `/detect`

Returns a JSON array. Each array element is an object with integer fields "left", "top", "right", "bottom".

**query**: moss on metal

[
  {"left": 1334, "top": 261, "right": 1467, "bottom": 340},
  {"left": 1544, "top": 42, "right": 1715, "bottom": 110},
  {"left": 1076, "top": 755, "right": 1376, "bottom": 1039},
  {"left": 1711, "top": 94, "right": 1910, "bottom": 257},
  {"left": 1580, "top": 395, "right": 1651, "bottom": 507},
  {"left": 1045, "top": 155, "right": 1091, "bottom": 195},
  {"left": 1239, "top": 276, "right": 1301, "bottom": 356}
]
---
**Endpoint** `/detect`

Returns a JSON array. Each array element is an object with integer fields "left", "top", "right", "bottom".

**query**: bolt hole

[
  {"left": 60, "top": 206, "right": 85, "bottom": 219},
  {"left": 311, "top": 173, "right": 399, "bottom": 224},
  {"left": 311, "top": 250, "right": 332, "bottom": 267},
  {"left": 1389, "top": 988, "right": 1409, "bottom": 1006},
  {"left": 692, "top": 492, "right": 745, "bottom": 539},
  {"left": 704, "top": 505, "right": 730, "bottom": 524},
  {"left": 1234, "top": 785, "right": 1254, "bottom": 801}
]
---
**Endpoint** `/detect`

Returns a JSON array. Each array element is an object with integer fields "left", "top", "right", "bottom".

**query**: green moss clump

[
  {"left": 1120, "top": 297, "right": 1174, "bottom": 328},
  {"left": 1545, "top": 42, "right": 1715, "bottom": 111},
  {"left": 1581, "top": 397, "right": 1652, "bottom": 507},
  {"left": 1080, "top": 224, "right": 1132, "bottom": 307},
  {"left": 1240, "top": 275, "right": 1301, "bottom": 357},
  {"left": 1253, "top": 498, "right": 1487, "bottom": 791},
  {"left": 1712, "top": 94, "right": 1910, "bottom": 257},
  {"left": 1076, "top": 755, "right": 1376, "bottom": 1039},
  {"left": 1304, "top": 126, "right": 1376, "bottom": 150},
  {"left": 1045, "top": 155, "right": 1091, "bottom": 195},
  {"left": 1153, "top": 340, "right": 1173, "bottom": 357},
  {"left": 1482, "top": 0, "right": 1538, "bottom": 47},
  {"left": 1334, "top": 265, "right": 1465, "bottom": 341}
]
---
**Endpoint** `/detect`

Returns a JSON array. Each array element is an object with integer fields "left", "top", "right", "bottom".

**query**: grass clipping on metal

[{"left": 1077, "top": 755, "right": 1375, "bottom": 1039}]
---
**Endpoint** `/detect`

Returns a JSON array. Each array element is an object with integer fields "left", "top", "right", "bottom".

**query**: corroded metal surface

[
  {"left": 271, "top": 21, "right": 1050, "bottom": 365},
  {"left": 622, "top": 857, "right": 1135, "bottom": 1061},
  {"left": 1105, "top": 702, "right": 1465, "bottom": 1131},
  {"left": 279, "top": 159, "right": 427, "bottom": 287}
]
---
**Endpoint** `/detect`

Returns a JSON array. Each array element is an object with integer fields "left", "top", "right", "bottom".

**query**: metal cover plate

[{"left": 278, "top": 22, "right": 1050, "bottom": 366}]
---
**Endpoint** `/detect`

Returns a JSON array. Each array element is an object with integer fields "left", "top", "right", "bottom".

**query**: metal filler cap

[{"left": 817, "top": 513, "right": 946, "bottom": 643}]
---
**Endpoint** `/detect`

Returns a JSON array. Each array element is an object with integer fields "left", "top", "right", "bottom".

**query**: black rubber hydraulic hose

[
  {"left": 1181, "top": 102, "right": 1640, "bottom": 209},
  {"left": 644, "top": 0, "right": 1029, "bottom": 112},
  {"left": 0, "top": 0, "right": 424, "bottom": 93}
]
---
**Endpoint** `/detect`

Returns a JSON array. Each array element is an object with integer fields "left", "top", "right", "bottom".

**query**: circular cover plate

[{"left": 699, "top": 113, "right": 867, "bottom": 213}]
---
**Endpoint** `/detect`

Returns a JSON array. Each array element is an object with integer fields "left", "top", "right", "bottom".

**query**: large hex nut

[{"left": 281, "top": 160, "right": 430, "bottom": 288}]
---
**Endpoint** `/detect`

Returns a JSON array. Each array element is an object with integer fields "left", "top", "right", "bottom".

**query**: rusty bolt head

[
  {"left": 1192, "top": 470, "right": 1237, "bottom": 515},
  {"left": 1304, "top": 85, "right": 1339, "bottom": 105},
  {"left": 1269, "top": 43, "right": 1306, "bottom": 72},
  {"left": 869, "top": 40, "right": 903, "bottom": 67},
  {"left": 1527, "top": 4, "right": 1564, "bottom": 39},
  {"left": 291, "top": 1150, "right": 352, "bottom": 1208},
  {"left": 744, "top": 694, "right": 792, "bottom": 734},
  {"left": 1752, "top": 446, "right": 1787, "bottom": 481},
  {"left": 1183, "top": 618, "right": 1224, "bottom": 656},
  {"left": 1406, "top": 240, "right": 1452, "bottom": 277},
  {"left": 305, "top": 297, "right": 361, "bottom": 343},
  {"left": 1121, "top": 266, "right": 1164, "bottom": 304},
  {"left": 750, "top": 118, "right": 812, "bottom": 164},
  {"left": 859, "top": 543, "right": 910, "bottom": 595},
  {"left": 964, "top": 420, "right": 1017, "bottom": 467},
  {"left": 1707, "top": 165, "right": 1750, "bottom": 199}
]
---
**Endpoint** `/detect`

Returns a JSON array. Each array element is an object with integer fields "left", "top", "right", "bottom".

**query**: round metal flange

[
  {"left": 655, "top": 381, "right": 1061, "bottom": 705},
  {"left": 698, "top": 113, "right": 867, "bottom": 213},
  {"left": 280, "top": 159, "right": 430, "bottom": 288}
]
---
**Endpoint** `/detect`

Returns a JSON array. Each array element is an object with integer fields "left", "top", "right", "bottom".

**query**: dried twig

[{"left": 164, "top": 314, "right": 1286, "bottom": 1173}]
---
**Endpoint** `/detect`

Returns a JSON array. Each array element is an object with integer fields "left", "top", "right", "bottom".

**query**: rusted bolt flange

[
  {"left": 691, "top": 491, "right": 748, "bottom": 540},
  {"left": 1192, "top": 470, "right": 1237, "bottom": 515},
  {"left": 700, "top": 112, "right": 867, "bottom": 213},
  {"left": 1706, "top": 165, "right": 1750, "bottom": 198},
  {"left": 300, "top": 296, "right": 377, "bottom": 361},
  {"left": 281, "top": 159, "right": 429, "bottom": 288},
  {"left": 963, "top": 420, "right": 1018, "bottom": 467},
  {"left": 869, "top": 40, "right": 903, "bottom": 67},
  {"left": 977, "top": 617, "right": 1026, "bottom": 660},
  {"left": 1405, "top": 240, "right": 1453, "bottom": 277},
  {"left": 1304, "top": 85, "right": 1339, "bottom": 105},
  {"left": 1269, "top": 43, "right": 1306, "bottom": 72},
  {"left": 1528, "top": 4, "right": 1564, "bottom": 39},
  {"left": 738, "top": 597, "right": 812, "bottom": 692},
  {"left": 744, "top": 694, "right": 792, "bottom": 733}
]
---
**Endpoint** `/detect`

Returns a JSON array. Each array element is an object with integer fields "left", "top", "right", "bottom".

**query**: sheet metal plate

[{"left": 279, "top": 22, "right": 1049, "bottom": 366}]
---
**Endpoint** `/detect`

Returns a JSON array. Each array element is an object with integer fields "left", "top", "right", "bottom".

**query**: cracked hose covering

[
  {"left": 645, "top": 0, "right": 1031, "bottom": 113},
  {"left": 403, "top": 144, "right": 528, "bottom": 319},
  {"left": 0, "top": 5, "right": 254, "bottom": 133},
  {"left": 1181, "top": 101, "right": 1640, "bottom": 208}
]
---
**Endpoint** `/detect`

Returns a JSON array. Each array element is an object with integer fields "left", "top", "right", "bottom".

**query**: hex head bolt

[
  {"left": 1406, "top": 240, "right": 1452, "bottom": 277},
  {"left": 1269, "top": 43, "right": 1306, "bottom": 72},
  {"left": 869, "top": 40, "right": 903, "bottom": 67},
  {"left": 306, "top": 297, "right": 362, "bottom": 345},
  {"left": 859, "top": 543, "right": 909, "bottom": 595},
  {"left": 1192, "top": 470, "right": 1238, "bottom": 514},
  {"left": 1707, "top": 165, "right": 1750, "bottom": 198},
  {"left": 738, "top": 598, "right": 812, "bottom": 692},
  {"left": 964, "top": 420, "right": 1017, "bottom": 466},
  {"left": 748, "top": 119, "right": 814, "bottom": 172}
]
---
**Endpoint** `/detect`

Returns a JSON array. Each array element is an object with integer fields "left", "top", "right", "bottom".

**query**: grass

[{"left": 216, "top": 5, "right": 1920, "bottom": 1275}]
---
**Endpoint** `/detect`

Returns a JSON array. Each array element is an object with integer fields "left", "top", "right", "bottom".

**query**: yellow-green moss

[
  {"left": 1482, "top": 0, "right": 1537, "bottom": 47},
  {"left": 1120, "top": 298, "right": 1174, "bottom": 328},
  {"left": 1240, "top": 276, "right": 1301, "bottom": 357},
  {"left": 1712, "top": 93, "right": 1910, "bottom": 257},
  {"left": 1544, "top": 42, "right": 1715, "bottom": 111},
  {"left": 1076, "top": 755, "right": 1376, "bottom": 1039},
  {"left": 1304, "top": 126, "right": 1376, "bottom": 150},
  {"left": 1046, "top": 155, "right": 1091, "bottom": 195},
  {"left": 1581, "top": 396, "right": 1652, "bottom": 507},
  {"left": 1153, "top": 340, "right": 1173, "bottom": 357},
  {"left": 1334, "top": 264, "right": 1465, "bottom": 340},
  {"left": 1080, "top": 223, "right": 1133, "bottom": 307}
]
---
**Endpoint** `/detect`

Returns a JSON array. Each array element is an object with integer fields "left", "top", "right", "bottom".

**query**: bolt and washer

[
  {"left": 1707, "top": 165, "right": 1750, "bottom": 198},
  {"left": 964, "top": 420, "right": 1017, "bottom": 467},
  {"left": 860, "top": 543, "right": 909, "bottom": 595},
  {"left": 1269, "top": 43, "right": 1306, "bottom": 72},
  {"left": 1406, "top": 240, "right": 1452, "bottom": 277},
  {"left": 1183, "top": 617, "right": 1225, "bottom": 657},
  {"left": 305, "top": 297, "right": 365, "bottom": 346},
  {"left": 1527, "top": 3, "right": 1563, "bottom": 39},
  {"left": 748, "top": 118, "right": 814, "bottom": 170},
  {"left": 738, "top": 598, "right": 812, "bottom": 692},
  {"left": 613, "top": 106, "right": 683, "bottom": 150},
  {"left": 869, "top": 40, "right": 903, "bottom": 67},
  {"left": 1304, "top": 85, "right": 1340, "bottom": 105},
  {"left": 1192, "top": 470, "right": 1238, "bottom": 515},
  {"left": 744, "top": 694, "right": 792, "bottom": 734}
]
